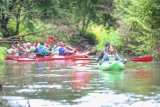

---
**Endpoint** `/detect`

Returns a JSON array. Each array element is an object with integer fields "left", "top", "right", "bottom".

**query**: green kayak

[{"left": 98, "top": 61, "right": 125, "bottom": 71}]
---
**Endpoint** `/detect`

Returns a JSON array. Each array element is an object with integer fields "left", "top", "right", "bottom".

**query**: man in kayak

[
  {"left": 30, "top": 42, "right": 52, "bottom": 57},
  {"left": 98, "top": 42, "right": 126, "bottom": 64}
]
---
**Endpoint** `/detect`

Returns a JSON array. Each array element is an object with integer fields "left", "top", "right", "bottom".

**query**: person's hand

[
  {"left": 74, "top": 48, "right": 79, "bottom": 52},
  {"left": 122, "top": 59, "right": 127, "bottom": 64},
  {"left": 98, "top": 61, "right": 102, "bottom": 65},
  {"left": 74, "top": 49, "right": 78, "bottom": 53}
]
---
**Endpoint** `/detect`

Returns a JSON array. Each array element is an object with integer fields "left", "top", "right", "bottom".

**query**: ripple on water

[
  {"left": 28, "top": 84, "right": 62, "bottom": 89},
  {"left": 16, "top": 89, "right": 37, "bottom": 93}
]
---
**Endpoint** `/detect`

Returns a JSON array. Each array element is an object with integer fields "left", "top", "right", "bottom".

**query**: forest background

[{"left": 0, "top": 0, "right": 160, "bottom": 62}]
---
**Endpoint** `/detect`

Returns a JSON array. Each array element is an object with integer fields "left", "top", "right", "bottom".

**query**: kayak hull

[
  {"left": 5, "top": 52, "right": 89, "bottom": 62},
  {"left": 98, "top": 61, "right": 125, "bottom": 71}
]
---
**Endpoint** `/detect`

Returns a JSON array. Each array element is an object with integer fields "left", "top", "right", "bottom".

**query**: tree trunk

[
  {"left": 0, "top": 12, "right": 9, "bottom": 30},
  {"left": 16, "top": 5, "right": 21, "bottom": 34},
  {"left": 0, "top": 0, "right": 16, "bottom": 37}
]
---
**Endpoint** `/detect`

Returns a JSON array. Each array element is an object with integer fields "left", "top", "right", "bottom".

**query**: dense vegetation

[{"left": 0, "top": 0, "right": 160, "bottom": 62}]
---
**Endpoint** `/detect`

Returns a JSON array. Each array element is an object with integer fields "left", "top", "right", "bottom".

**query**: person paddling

[
  {"left": 98, "top": 42, "right": 110, "bottom": 61},
  {"left": 59, "top": 42, "right": 76, "bottom": 56},
  {"left": 30, "top": 42, "right": 52, "bottom": 57},
  {"left": 52, "top": 42, "right": 62, "bottom": 54}
]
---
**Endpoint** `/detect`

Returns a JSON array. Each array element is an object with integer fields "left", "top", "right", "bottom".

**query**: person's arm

[
  {"left": 66, "top": 45, "right": 74, "bottom": 50},
  {"left": 65, "top": 49, "right": 74, "bottom": 54},
  {"left": 98, "top": 52, "right": 104, "bottom": 61},
  {"left": 30, "top": 48, "right": 36, "bottom": 53},
  {"left": 44, "top": 49, "right": 52, "bottom": 54}
]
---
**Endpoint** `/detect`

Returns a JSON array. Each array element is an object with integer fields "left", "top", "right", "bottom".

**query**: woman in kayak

[{"left": 103, "top": 44, "right": 122, "bottom": 61}]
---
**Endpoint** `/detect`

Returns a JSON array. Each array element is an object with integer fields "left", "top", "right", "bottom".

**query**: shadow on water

[{"left": 0, "top": 60, "right": 160, "bottom": 107}]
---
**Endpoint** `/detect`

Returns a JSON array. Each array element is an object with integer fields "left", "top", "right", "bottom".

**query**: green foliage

[
  {"left": 24, "top": 36, "right": 44, "bottom": 43},
  {"left": 87, "top": 23, "right": 122, "bottom": 51},
  {"left": 114, "top": 0, "right": 160, "bottom": 57},
  {"left": 1, "top": 0, "right": 160, "bottom": 59},
  {"left": 7, "top": 18, "right": 16, "bottom": 32},
  {"left": 85, "top": 31, "right": 97, "bottom": 45},
  {"left": 0, "top": 47, "right": 7, "bottom": 63},
  {"left": 0, "top": 32, "right": 3, "bottom": 38}
]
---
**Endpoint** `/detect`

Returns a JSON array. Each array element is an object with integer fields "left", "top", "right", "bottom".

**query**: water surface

[{"left": 0, "top": 60, "right": 160, "bottom": 107}]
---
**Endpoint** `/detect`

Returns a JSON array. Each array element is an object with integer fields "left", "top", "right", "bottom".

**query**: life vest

[
  {"left": 59, "top": 47, "right": 66, "bottom": 55},
  {"left": 53, "top": 47, "right": 59, "bottom": 53},
  {"left": 36, "top": 47, "right": 45, "bottom": 56},
  {"left": 52, "top": 45, "right": 60, "bottom": 54},
  {"left": 18, "top": 47, "right": 26, "bottom": 55},
  {"left": 105, "top": 55, "right": 119, "bottom": 61}
]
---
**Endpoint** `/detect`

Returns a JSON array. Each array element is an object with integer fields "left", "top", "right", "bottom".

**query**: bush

[{"left": 0, "top": 47, "right": 8, "bottom": 63}]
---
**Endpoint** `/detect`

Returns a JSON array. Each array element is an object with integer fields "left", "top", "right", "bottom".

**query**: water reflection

[
  {"left": 124, "top": 70, "right": 153, "bottom": 95},
  {"left": 0, "top": 61, "right": 160, "bottom": 107},
  {"left": 71, "top": 71, "right": 90, "bottom": 90},
  {"left": 49, "top": 60, "right": 91, "bottom": 67},
  {"left": 0, "top": 64, "right": 5, "bottom": 82},
  {"left": 99, "top": 71, "right": 125, "bottom": 90},
  {"left": 99, "top": 69, "right": 154, "bottom": 95}
]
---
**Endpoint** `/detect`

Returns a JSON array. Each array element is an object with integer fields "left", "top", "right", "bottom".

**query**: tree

[{"left": 114, "top": 0, "right": 160, "bottom": 56}]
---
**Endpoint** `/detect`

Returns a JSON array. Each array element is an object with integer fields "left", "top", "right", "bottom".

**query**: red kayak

[{"left": 5, "top": 52, "right": 89, "bottom": 62}]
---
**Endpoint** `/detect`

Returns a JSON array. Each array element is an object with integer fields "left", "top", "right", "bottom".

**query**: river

[{"left": 0, "top": 59, "right": 160, "bottom": 107}]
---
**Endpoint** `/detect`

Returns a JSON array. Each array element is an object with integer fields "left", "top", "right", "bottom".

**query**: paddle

[
  {"left": 72, "top": 56, "right": 153, "bottom": 62},
  {"left": 47, "top": 36, "right": 58, "bottom": 43},
  {"left": 72, "top": 58, "right": 98, "bottom": 60},
  {"left": 129, "top": 56, "right": 153, "bottom": 62},
  {"left": 47, "top": 36, "right": 79, "bottom": 51}
]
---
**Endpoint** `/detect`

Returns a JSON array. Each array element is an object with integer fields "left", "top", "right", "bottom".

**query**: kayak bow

[{"left": 98, "top": 61, "right": 125, "bottom": 71}]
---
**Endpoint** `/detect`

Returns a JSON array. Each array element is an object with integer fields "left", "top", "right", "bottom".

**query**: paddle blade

[
  {"left": 48, "top": 36, "right": 58, "bottom": 43},
  {"left": 130, "top": 56, "right": 153, "bottom": 62},
  {"left": 35, "top": 41, "right": 39, "bottom": 47}
]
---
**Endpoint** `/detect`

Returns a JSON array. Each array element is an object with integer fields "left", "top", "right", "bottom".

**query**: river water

[{"left": 0, "top": 59, "right": 160, "bottom": 107}]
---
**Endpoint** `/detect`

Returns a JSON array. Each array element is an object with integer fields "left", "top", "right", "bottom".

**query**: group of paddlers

[
  {"left": 7, "top": 35, "right": 126, "bottom": 63},
  {"left": 7, "top": 40, "right": 77, "bottom": 57}
]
